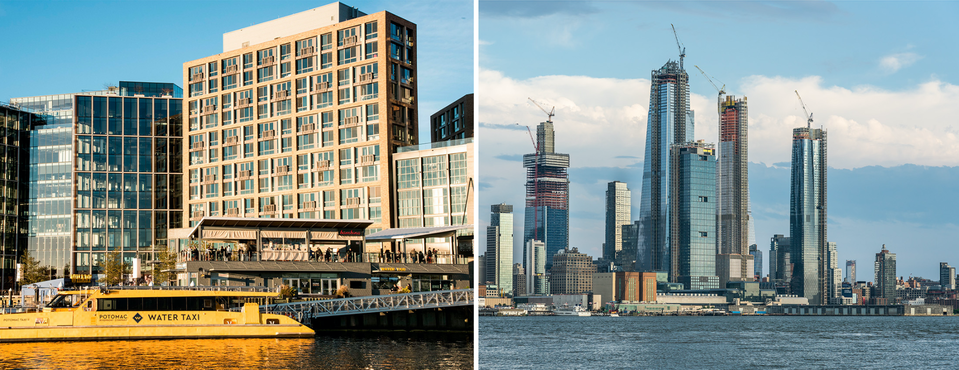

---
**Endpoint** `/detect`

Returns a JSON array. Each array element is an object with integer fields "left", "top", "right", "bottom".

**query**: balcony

[
  {"left": 343, "top": 116, "right": 360, "bottom": 126},
  {"left": 300, "top": 201, "right": 316, "bottom": 211},
  {"left": 224, "top": 136, "right": 239, "bottom": 145},
  {"left": 225, "top": 208, "right": 240, "bottom": 217},
  {"left": 190, "top": 211, "right": 205, "bottom": 221},
  {"left": 344, "top": 197, "right": 362, "bottom": 207},
  {"left": 190, "top": 141, "right": 206, "bottom": 150},
  {"left": 340, "top": 35, "right": 358, "bottom": 48},
  {"left": 259, "top": 55, "right": 275, "bottom": 66},
  {"left": 237, "top": 98, "right": 252, "bottom": 108},
  {"left": 276, "top": 165, "right": 290, "bottom": 175},
  {"left": 298, "top": 46, "right": 315, "bottom": 57},
  {"left": 358, "top": 73, "right": 375, "bottom": 83},
  {"left": 300, "top": 123, "right": 316, "bottom": 133},
  {"left": 359, "top": 154, "right": 376, "bottom": 165},
  {"left": 262, "top": 204, "right": 277, "bottom": 213},
  {"left": 273, "top": 90, "right": 290, "bottom": 101},
  {"left": 223, "top": 65, "right": 238, "bottom": 74},
  {"left": 190, "top": 72, "right": 205, "bottom": 82},
  {"left": 238, "top": 170, "right": 253, "bottom": 179},
  {"left": 202, "top": 175, "right": 216, "bottom": 184},
  {"left": 203, "top": 105, "right": 217, "bottom": 114},
  {"left": 315, "top": 160, "right": 331, "bottom": 170},
  {"left": 260, "top": 130, "right": 275, "bottom": 140}
]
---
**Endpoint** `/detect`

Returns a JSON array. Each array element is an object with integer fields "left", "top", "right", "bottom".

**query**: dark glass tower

[
  {"left": 638, "top": 60, "right": 693, "bottom": 273},
  {"left": 522, "top": 120, "right": 569, "bottom": 271},
  {"left": 670, "top": 141, "right": 718, "bottom": 289},
  {"left": 789, "top": 126, "right": 827, "bottom": 304},
  {"left": 0, "top": 105, "right": 42, "bottom": 290}
]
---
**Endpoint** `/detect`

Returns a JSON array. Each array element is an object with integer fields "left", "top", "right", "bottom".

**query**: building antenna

[
  {"left": 671, "top": 24, "right": 686, "bottom": 70},
  {"left": 528, "top": 97, "right": 554, "bottom": 124},
  {"left": 795, "top": 90, "right": 813, "bottom": 130}
]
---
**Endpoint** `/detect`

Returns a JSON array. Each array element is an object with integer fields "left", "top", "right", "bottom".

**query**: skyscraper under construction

[
  {"left": 716, "top": 95, "right": 753, "bottom": 287},
  {"left": 637, "top": 60, "right": 694, "bottom": 274},
  {"left": 523, "top": 120, "right": 569, "bottom": 270}
]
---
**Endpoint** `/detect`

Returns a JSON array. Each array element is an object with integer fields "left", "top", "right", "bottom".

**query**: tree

[
  {"left": 154, "top": 248, "right": 178, "bottom": 286},
  {"left": 20, "top": 251, "right": 49, "bottom": 285},
  {"left": 103, "top": 251, "right": 130, "bottom": 286},
  {"left": 62, "top": 263, "right": 71, "bottom": 279}
]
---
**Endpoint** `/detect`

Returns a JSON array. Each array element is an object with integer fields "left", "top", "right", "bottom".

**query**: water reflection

[{"left": 0, "top": 333, "right": 473, "bottom": 369}]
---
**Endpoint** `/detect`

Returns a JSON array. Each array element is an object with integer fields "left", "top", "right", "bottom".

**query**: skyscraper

[
  {"left": 717, "top": 95, "right": 752, "bottom": 284},
  {"left": 619, "top": 222, "right": 640, "bottom": 270},
  {"left": 0, "top": 104, "right": 37, "bottom": 290},
  {"left": 770, "top": 234, "right": 791, "bottom": 284},
  {"left": 522, "top": 120, "right": 569, "bottom": 270},
  {"left": 874, "top": 244, "right": 896, "bottom": 302},
  {"left": 486, "top": 203, "right": 513, "bottom": 296},
  {"left": 789, "top": 126, "right": 827, "bottom": 305},
  {"left": 604, "top": 181, "right": 630, "bottom": 263},
  {"left": 940, "top": 262, "right": 955, "bottom": 290},
  {"left": 671, "top": 141, "right": 719, "bottom": 290},
  {"left": 845, "top": 260, "right": 856, "bottom": 283},
  {"left": 549, "top": 247, "right": 595, "bottom": 295},
  {"left": 749, "top": 244, "right": 762, "bottom": 280},
  {"left": 638, "top": 60, "right": 694, "bottom": 273}
]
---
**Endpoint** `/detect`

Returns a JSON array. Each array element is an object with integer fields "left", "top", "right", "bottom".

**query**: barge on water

[{"left": 0, "top": 286, "right": 313, "bottom": 342}]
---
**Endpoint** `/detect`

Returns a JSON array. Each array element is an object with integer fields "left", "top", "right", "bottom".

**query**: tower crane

[
  {"left": 694, "top": 65, "right": 725, "bottom": 114},
  {"left": 795, "top": 90, "right": 813, "bottom": 129},
  {"left": 671, "top": 24, "right": 686, "bottom": 70},
  {"left": 528, "top": 97, "right": 554, "bottom": 123}
]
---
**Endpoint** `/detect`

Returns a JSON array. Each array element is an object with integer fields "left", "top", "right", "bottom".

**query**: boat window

[
  {"left": 47, "top": 295, "right": 77, "bottom": 308},
  {"left": 266, "top": 319, "right": 279, "bottom": 325},
  {"left": 172, "top": 297, "right": 188, "bottom": 311},
  {"left": 186, "top": 297, "right": 202, "bottom": 311},
  {"left": 98, "top": 299, "right": 128, "bottom": 311},
  {"left": 128, "top": 298, "right": 142, "bottom": 311},
  {"left": 157, "top": 297, "right": 172, "bottom": 311},
  {"left": 143, "top": 298, "right": 157, "bottom": 311}
]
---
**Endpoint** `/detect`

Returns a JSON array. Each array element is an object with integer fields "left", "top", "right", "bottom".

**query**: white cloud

[{"left": 879, "top": 52, "right": 922, "bottom": 74}]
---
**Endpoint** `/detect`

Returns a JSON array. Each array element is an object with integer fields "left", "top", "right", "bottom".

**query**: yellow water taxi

[{"left": 0, "top": 286, "right": 314, "bottom": 342}]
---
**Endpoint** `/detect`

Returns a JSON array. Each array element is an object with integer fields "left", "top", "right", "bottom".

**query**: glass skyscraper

[
  {"left": 486, "top": 203, "right": 513, "bottom": 296},
  {"left": 522, "top": 120, "right": 569, "bottom": 271},
  {"left": 671, "top": 141, "right": 718, "bottom": 290},
  {"left": 638, "top": 60, "right": 693, "bottom": 273},
  {"left": 604, "top": 181, "right": 630, "bottom": 263},
  {"left": 789, "top": 126, "right": 827, "bottom": 305}
]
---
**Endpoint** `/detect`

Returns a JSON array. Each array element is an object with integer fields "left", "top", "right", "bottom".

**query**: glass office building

[
  {"left": 638, "top": 60, "right": 694, "bottom": 273},
  {"left": 11, "top": 82, "right": 181, "bottom": 275},
  {"left": 0, "top": 104, "right": 42, "bottom": 289},
  {"left": 789, "top": 127, "right": 827, "bottom": 305},
  {"left": 74, "top": 94, "right": 183, "bottom": 274},
  {"left": 671, "top": 141, "right": 719, "bottom": 290},
  {"left": 522, "top": 120, "right": 569, "bottom": 271}
]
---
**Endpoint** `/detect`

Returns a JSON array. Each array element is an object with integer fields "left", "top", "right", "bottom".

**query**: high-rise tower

[
  {"left": 637, "top": 60, "right": 694, "bottom": 273},
  {"left": 604, "top": 181, "right": 630, "bottom": 263},
  {"left": 522, "top": 120, "right": 569, "bottom": 270},
  {"left": 789, "top": 126, "right": 827, "bottom": 304},
  {"left": 716, "top": 95, "right": 753, "bottom": 285},
  {"left": 486, "top": 203, "right": 513, "bottom": 296},
  {"left": 874, "top": 245, "right": 896, "bottom": 302},
  {"left": 941, "top": 262, "right": 956, "bottom": 290},
  {"left": 845, "top": 260, "right": 856, "bottom": 283},
  {"left": 670, "top": 141, "right": 718, "bottom": 289}
]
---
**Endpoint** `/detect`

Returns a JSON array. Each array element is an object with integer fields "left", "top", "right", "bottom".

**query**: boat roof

[{"left": 57, "top": 286, "right": 279, "bottom": 298}]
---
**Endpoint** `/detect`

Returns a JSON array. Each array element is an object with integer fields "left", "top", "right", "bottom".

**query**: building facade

[
  {"left": 12, "top": 82, "right": 183, "bottom": 276},
  {"left": 789, "top": 127, "right": 827, "bottom": 305},
  {"left": 522, "top": 120, "right": 569, "bottom": 270},
  {"left": 525, "top": 239, "right": 547, "bottom": 295},
  {"left": 717, "top": 95, "right": 751, "bottom": 284},
  {"left": 429, "top": 93, "right": 473, "bottom": 142},
  {"left": 826, "top": 242, "right": 842, "bottom": 303},
  {"left": 845, "top": 260, "right": 856, "bottom": 284},
  {"left": 619, "top": 222, "right": 640, "bottom": 270},
  {"left": 512, "top": 263, "right": 527, "bottom": 297},
  {"left": 181, "top": 6, "right": 418, "bottom": 256},
  {"left": 549, "top": 247, "right": 594, "bottom": 295},
  {"left": 604, "top": 181, "right": 630, "bottom": 263},
  {"left": 941, "top": 262, "right": 956, "bottom": 290},
  {"left": 486, "top": 203, "right": 513, "bottom": 296},
  {"left": 874, "top": 245, "right": 896, "bottom": 302},
  {"left": 669, "top": 141, "right": 719, "bottom": 290},
  {"left": 749, "top": 244, "right": 762, "bottom": 280},
  {"left": 638, "top": 60, "right": 694, "bottom": 274},
  {"left": 0, "top": 104, "right": 37, "bottom": 289}
]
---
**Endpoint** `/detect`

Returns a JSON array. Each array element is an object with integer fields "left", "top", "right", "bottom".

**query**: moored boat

[{"left": 0, "top": 286, "right": 314, "bottom": 342}]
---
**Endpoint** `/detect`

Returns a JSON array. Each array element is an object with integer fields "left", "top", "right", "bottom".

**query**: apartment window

[
  {"left": 365, "top": 22, "right": 378, "bottom": 39},
  {"left": 320, "top": 33, "right": 333, "bottom": 51},
  {"left": 243, "top": 71, "right": 253, "bottom": 86},
  {"left": 359, "top": 165, "right": 378, "bottom": 183},
  {"left": 450, "top": 152, "right": 468, "bottom": 185},
  {"left": 338, "top": 127, "right": 358, "bottom": 144},
  {"left": 423, "top": 188, "right": 449, "bottom": 215},
  {"left": 337, "top": 69, "right": 351, "bottom": 86},
  {"left": 320, "top": 53, "right": 333, "bottom": 69},
  {"left": 364, "top": 42, "right": 378, "bottom": 59},
  {"left": 339, "top": 148, "right": 353, "bottom": 166},
  {"left": 257, "top": 66, "right": 274, "bottom": 83},
  {"left": 398, "top": 190, "right": 421, "bottom": 216},
  {"left": 316, "top": 92, "right": 333, "bottom": 109},
  {"left": 357, "top": 83, "right": 378, "bottom": 101},
  {"left": 243, "top": 53, "right": 253, "bottom": 69},
  {"left": 280, "top": 62, "right": 291, "bottom": 78},
  {"left": 280, "top": 44, "right": 291, "bottom": 61},
  {"left": 450, "top": 186, "right": 468, "bottom": 213},
  {"left": 208, "top": 79, "right": 218, "bottom": 93},
  {"left": 338, "top": 88, "right": 351, "bottom": 105}
]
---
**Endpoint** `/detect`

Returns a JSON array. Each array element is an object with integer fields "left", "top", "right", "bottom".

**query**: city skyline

[{"left": 476, "top": 1, "right": 959, "bottom": 279}]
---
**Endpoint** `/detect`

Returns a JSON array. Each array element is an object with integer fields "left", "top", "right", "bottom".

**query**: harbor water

[
  {"left": 0, "top": 332, "right": 472, "bottom": 369},
  {"left": 480, "top": 316, "right": 959, "bottom": 369}
]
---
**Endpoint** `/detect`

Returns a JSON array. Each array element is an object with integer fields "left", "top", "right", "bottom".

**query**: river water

[
  {"left": 480, "top": 316, "right": 959, "bottom": 369},
  {"left": 0, "top": 332, "right": 473, "bottom": 369}
]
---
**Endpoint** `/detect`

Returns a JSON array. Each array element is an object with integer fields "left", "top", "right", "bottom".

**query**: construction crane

[
  {"left": 695, "top": 65, "right": 725, "bottom": 114},
  {"left": 528, "top": 97, "right": 554, "bottom": 123},
  {"left": 795, "top": 90, "right": 813, "bottom": 129},
  {"left": 671, "top": 24, "right": 686, "bottom": 70}
]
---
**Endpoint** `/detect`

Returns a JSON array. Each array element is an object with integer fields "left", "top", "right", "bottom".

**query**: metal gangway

[{"left": 264, "top": 289, "right": 473, "bottom": 324}]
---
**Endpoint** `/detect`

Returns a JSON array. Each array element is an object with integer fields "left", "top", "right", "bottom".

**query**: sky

[
  {"left": 477, "top": 0, "right": 959, "bottom": 280},
  {"left": 0, "top": 0, "right": 473, "bottom": 142}
]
